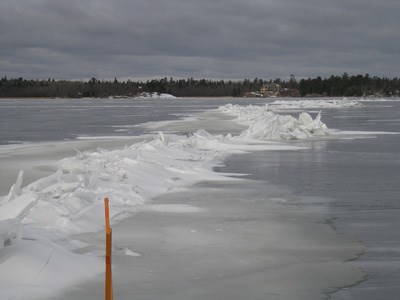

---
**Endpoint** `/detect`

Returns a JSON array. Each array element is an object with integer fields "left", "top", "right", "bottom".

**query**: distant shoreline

[
  {"left": 0, "top": 96, "right": 396, "bottom": 100},
  {"left": 1, "top": 74, "right": 399, "bottom": 98}
]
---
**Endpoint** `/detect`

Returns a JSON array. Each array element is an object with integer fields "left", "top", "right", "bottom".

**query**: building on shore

[{"left": 260, "top": 82, "right": 281, "bottom": 97}]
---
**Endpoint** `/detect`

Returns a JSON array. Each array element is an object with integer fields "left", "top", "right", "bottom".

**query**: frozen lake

[
  {"left": 0, "top": 97, "right": 399, "bottom": 299},
  {"left": 218, "top": 103, "right": 400, "bottom": 299}
]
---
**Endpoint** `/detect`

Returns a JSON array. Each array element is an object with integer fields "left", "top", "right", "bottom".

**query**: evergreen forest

[{"left": 0, "top": 74, "right": 399, "bottom": 98}]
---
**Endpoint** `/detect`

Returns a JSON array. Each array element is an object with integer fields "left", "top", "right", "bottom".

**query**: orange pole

[
  {"left": 104, "top": 197, "right": 111, "bottom": 230},
  {"left": 104, "top": 198, "right": 113, "bottom": 300}
]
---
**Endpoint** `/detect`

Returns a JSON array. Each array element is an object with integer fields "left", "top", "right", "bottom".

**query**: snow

[
  {"left": 133, "top": 92, "right": 177, "bottom": 100},
  {"left": 124, "top": 248, "right": 141, "bottom": 257},
  {"left": 219, "top": 104, "right": 328, "bottom": 140}
]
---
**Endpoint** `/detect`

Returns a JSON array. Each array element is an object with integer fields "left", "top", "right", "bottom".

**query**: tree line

[
  {"left": 298, "top": 73, "right": 400, "bottom": 97},
  {"left": 0, "top": 77, "right": 286, "bottom": 98},
  {"left": 0, "top": 74, "right": 399, "bottom": 98},
  {"left": 0, "top": 77, "right": 282, "bottom": 98}
]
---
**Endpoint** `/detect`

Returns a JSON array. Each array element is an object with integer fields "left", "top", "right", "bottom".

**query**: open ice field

[{"left": 0, "top": 97, "right": 399, "bottom": 299}]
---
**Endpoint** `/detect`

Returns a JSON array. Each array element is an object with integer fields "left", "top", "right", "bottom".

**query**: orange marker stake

[{"left": 104, "top": 198, "right": 113, "bottom": 300}]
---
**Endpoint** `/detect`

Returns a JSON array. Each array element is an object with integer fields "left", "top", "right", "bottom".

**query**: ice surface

[
  {"left": 359, "top": 98, "right": 398, "bottom": 102},
  {"left": 270, "top": 98, "right": 363, "bottom": 109},
  {"left": 57, "top": 180, "right": 365, "bottom": 300},
  {"left": 0, "top": 238, "right": 102, "bottom": 300},
  {"left": 0, "top": 102, "right": 359, "bottom": 299},
  {"left": 1, "top": 104, "right": 329, "bottom": 247},
  {"left": 330, "top": 130, "right": 400, "bottom": 137},
  {"left": 76, "top": 135, "right": 139, "bottom": 140}
]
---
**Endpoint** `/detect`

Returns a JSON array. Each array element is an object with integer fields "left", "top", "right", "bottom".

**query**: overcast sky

[{"left": 1, "top": 0, "right": 399, "bottom": 80}]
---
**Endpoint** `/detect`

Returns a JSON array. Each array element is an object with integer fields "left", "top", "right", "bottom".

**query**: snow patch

[
  {"left": 133, "top": 92, "right": 177, "bottom": 100},
  {"left": 124, "top": 248, "right": 141, "bottom": 257}
]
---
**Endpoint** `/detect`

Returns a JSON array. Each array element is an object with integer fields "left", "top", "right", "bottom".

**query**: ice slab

[{"left": 219, "top": 104, "right": 328, "bottom": 140}]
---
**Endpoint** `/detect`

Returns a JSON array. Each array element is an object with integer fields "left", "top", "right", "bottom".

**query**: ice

[
  {"left": 22, "top": 133, "right": 226, "bottom": 235},
  {"left": 359, "top": 98, "right": 398, "bottom": 102},
  {"left": 241, "top": 111, "right": 327, "bottom": 140},
  {"left": 17, "top": 106, "right": 327, "bottom": 238},
  {"left": 0, "top": 102, "right": 339, "bottom": 299},
  {"left": 76, "top": 135, "right": 138, "bottom": 140},
  {"left": 270, "top": 98, "right": 363, "bottom": 109},
  {"left": 2, "top": 170, "right": 24, "bottom": 204},
  {"left": 219, "top": 104, "right": 328, "bottom": 140},
  {"left": 0, "top": 238, "right": 102, "bottom": 300},
  {"left": 142, "top": 204, "right": 204, "bottom": 213},
  {"left": 330, "top": 130, "right": 400, "bottom": 137},
  {"left": 1, "top": 104, "right": 330, "bottom": 244},
  {"left": 0, "top": 171, "right": 39, "bottom": 249}
]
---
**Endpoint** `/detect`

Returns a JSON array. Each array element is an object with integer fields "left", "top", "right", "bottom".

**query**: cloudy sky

[{"left": 1, "top": 0, "right": 399, "bottom": 80}]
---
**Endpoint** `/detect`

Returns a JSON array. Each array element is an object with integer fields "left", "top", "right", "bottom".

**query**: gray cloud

[{"left": 1, "top": 0, "right": 399, "bottom": 79}]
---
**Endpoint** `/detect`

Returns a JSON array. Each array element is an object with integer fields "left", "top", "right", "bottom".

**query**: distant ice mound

[
  {"left": 242, "top": 111, "right": 327, "bottom": 140},
  {"left": 134, "top": 92, "right": 177, "bottom": 100},
  {"left": 270, "top": 98, "right": 363, "bottom": 109},
  {"left": 219, "top": 104, "right": 328, "bottom": 140}
]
